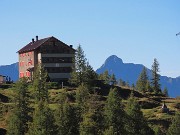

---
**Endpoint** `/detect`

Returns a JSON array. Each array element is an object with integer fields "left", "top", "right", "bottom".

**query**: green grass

[
  {"left": 49, "top": 103, "right": 58, "bottom": 110},
  {"left": 1, "top": 84, "right": 180, "bottom": 132}
]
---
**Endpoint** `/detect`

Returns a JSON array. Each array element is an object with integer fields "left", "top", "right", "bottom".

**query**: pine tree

[
  {"left": 126, "top": 81, "right": 130, "bottom": 88},
  {"left": 7, "top": 110, "right": 21, "bottom": 135},
  {"left": 80, "top": 111, "right": 99, "bottom": 135},
  {"left": 76, "top": 84, "right": 90, "bottom": 105},
  {"left": 103, "top": 126, "right": 114, "bottom": 135},
  {"left": 146, "top": 81, "right": 153, "bottom": 92},
  {"left": 80, "top": 94, "right": 104, "bottom": 135},
  {"left": 69, "top": 45, "right": 97, "bottom": 86},
  {"left": 125, "top": 94, "right": 154, "bottom": 135},
  {"left": 69, "top": 45, "right": 87, "bottom": 86},
  {"left": 131, "top": 83, "right": 135, "bottom": 90},
  {"left": 151, "top": 58, "right": 161, "bottom": 94},
  {"left": 103, "top": 71, "right": 111, "bottom": 84},
  {"left": 98, "top": 70, "right": 116, "bottom": 85},
  {"left": 136, "top": 66, "right": 149, "bottom": 93},
  {"left": 28, "top": 101, "right": 56, "bottom": 135},
  {"left": 162, "top": 87, "right": 169, "bottom": 97},
  {"left": 28, "top": 65, "right": 56, "bottom": 135},
  {"left": 76, "top": 84, "right": 90, "bottom": 116},
  {"left": 7, "top": 78, "right": 31, "bottom": 135},
  {"left": 104, "top": 88, "right": 126, "bottom": 134},
  {"left": 154, "top": 126, "right": 164, "bottom": 135},
  {"left": 167, "top": 112, "right": 180, "bottom": 135},
  {"left": 55, "top": 101, "right": 79, "bottom": 135},
  {"left": 119, "top": 79, "right": 126, "bottom": 87},
  {"left": 84, "top": 62, "right": 98, "bottom": 86},
  {"left": 110, "top": 74, "right": 117, "bottom": 86},
  {"left": 33, "top": 64, "right": 49, "bottom": 102}
]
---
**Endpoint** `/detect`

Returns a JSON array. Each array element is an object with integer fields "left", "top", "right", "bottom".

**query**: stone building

[{"left": 18, "top": 36, "right": 75, "bottom": 82}]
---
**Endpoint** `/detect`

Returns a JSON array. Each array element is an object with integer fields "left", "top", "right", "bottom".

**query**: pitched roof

[{"left": 18, "top": 36, "right": 75, "bottom": 53}]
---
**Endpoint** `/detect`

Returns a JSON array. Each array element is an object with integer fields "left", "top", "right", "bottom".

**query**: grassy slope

[{"left": 0, "top": 84, "right": 180, "bottom": 133}]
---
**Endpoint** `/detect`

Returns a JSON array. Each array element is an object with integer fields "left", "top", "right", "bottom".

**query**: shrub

[{"left": 47, "top": 82, "right": 59, "bottom": 89}]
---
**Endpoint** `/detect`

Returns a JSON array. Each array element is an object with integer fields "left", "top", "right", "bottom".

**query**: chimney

[
  {"left": 70, "top": 45, "right": 73, "bottom": 48},
  {"left": 32, "top": 38, "right": 35, "bottom": 43},
  {"left": 36, "top": 36, "right": 38, "bottom": 41}
]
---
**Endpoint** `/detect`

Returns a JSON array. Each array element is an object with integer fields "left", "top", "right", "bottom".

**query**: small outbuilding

[{"left": 0, "top": 75, "right": 6, "bottom": 84}]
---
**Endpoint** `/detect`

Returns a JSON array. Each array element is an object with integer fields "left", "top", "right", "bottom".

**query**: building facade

[
  {"left": 0, "top": 75, "right": 6, "bottom": 84},
  {"left": 18, "top": 36, "right": 75, "bottom": 82}
]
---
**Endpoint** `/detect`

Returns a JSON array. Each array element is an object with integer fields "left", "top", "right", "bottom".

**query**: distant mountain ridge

[
  {"left": 1, "top": 57, "right": 180, "bottom": 97},
  {"left": 0, "top": 62, "right": 19, "bottom": 82},
  {"left": 96, "top": 55, "right": 180, "bottom": 97}
]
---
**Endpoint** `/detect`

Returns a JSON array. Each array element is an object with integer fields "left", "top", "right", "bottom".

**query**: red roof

[{"left": 18, "top": 36, "right": 75, "bottom": 53}]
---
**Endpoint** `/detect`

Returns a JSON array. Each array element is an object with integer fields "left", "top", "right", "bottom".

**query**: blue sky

[{"left": 0, "top": 0, "right": 180, "bottom": 77}]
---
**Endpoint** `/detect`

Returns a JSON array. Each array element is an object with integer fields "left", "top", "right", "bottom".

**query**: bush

[
  {"left": 47, "top": 82, "right": 59, "bottom": 89},
  {"left": 0, "top": 84, "right": 13, "bottom": 89},
  {"left": 174, "top": 102, "right": 180, "bottom": 109},
  {"left": 0, "top": 93, "right": 9, "bottom": 103},
  {"left": 49, "top": 91, "right": 76, "bottom": 103},
  {"left": 139, "top": 100, "right": 160, "bottom": 109}
]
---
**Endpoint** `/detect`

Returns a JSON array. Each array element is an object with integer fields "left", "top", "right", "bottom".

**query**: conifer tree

[
  {"left": 80, "top": 94, "right": 104, "bottom": 135},
  {"left": 33, "top": 64, "right": 48, "bottom": 102},
  {"left": 151, "top": 58, "right": 161, "bottom": 94},
  {"left": 103, "top": 71, "right": 111, "bottom": 84},
  {"left": 104, "top": 88, "right": 126, "bottom": 134},
  {"left": 131, "top": 83, "right": 135, "bottom": 90},
  {"left": 84, "top": 62, "right": 98, "bottom": 86},
  {"left": 125, "top": 94, "right": 154, "bottom": 135},
  {"left": 80, "top": 111, "right": 102, "bottom": 135},
  {"left": 126, "top": 81, "right": 130, "bottom": 88},
  {"left": 70, "top": 45, "right": 97, "bottom": 86},
  {"left": 28, "top": 101, "right": 56, "bottom": 135},
  {"left": 55, "top": 100, "right": 79, "bottom": 135},
  {"left": 69, "top": 45, "right": 87, "bottom": 86},
  {"left": 167, "top": 112, "right": 180, "bottom": 135},
  {"left": 76, "top": 84, "right": 90, "bottom": 104},
  {"left": 28, "top": 64, "right": 56, "bottom": 135},
  {"left": 154, "top": 126, "right": 164, "bottom": 135},
  {"left": 7, "top": 78, "right": 31, "bottom": 135},
  {"left": 7, "top": 110, "right": 21, "bottom": 135},
  {"left": 110, "top": 74, "right": 117, "bottom": 85},
  {"left": 103, "top": 126, "right": 114, "bottom": 135},
  {"left": 119, "top": 79, "right": 126, "bottom": 87},
  {"left": 76, "top": 84, "right": 90, "bottom": 116},
  {"left": 98, "top": 70, "right": 111, "bottom": 85},
  {"left": 136, "top": 66, "right": 149, "bottom": 93},
  {"left": 146, "top": 81, "right": 152, "bottom": 92},
  {"left": 162, "top": 87, "right": 168, "bottom": 97}
]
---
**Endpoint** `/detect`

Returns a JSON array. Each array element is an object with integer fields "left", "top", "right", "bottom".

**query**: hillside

[
  {"left": 0, "top": 83, "right": 180, "bottom": 134},
  {"left": 96, "top": 55, "right": 180, "bottom": 97},
  {"left": 1, "top": 56, "right": 180, "bottom": 97},
  {"left": 0, "top": 63, "right": 18, "bottom": 82}
]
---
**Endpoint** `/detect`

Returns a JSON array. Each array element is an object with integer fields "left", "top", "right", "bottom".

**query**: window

[
  {"left": 21, "top": 61, "right": 24, "bottom": 66},
  {"left": 28, "top": 59, "right": 33, "bottom": 66},
  {"left": 26, "top": 71, "right": 30, "bottom": 77},
  {"left": 20, "top": 72, "right": 24, "bottom": 78}
]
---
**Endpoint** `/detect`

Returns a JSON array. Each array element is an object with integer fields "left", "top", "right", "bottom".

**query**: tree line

[
  {"left": 98, "top": 58, "right": 168, "bottom": 97},
  {"left": 6, "top": 45, "right": 179, "bottom": 135}
]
